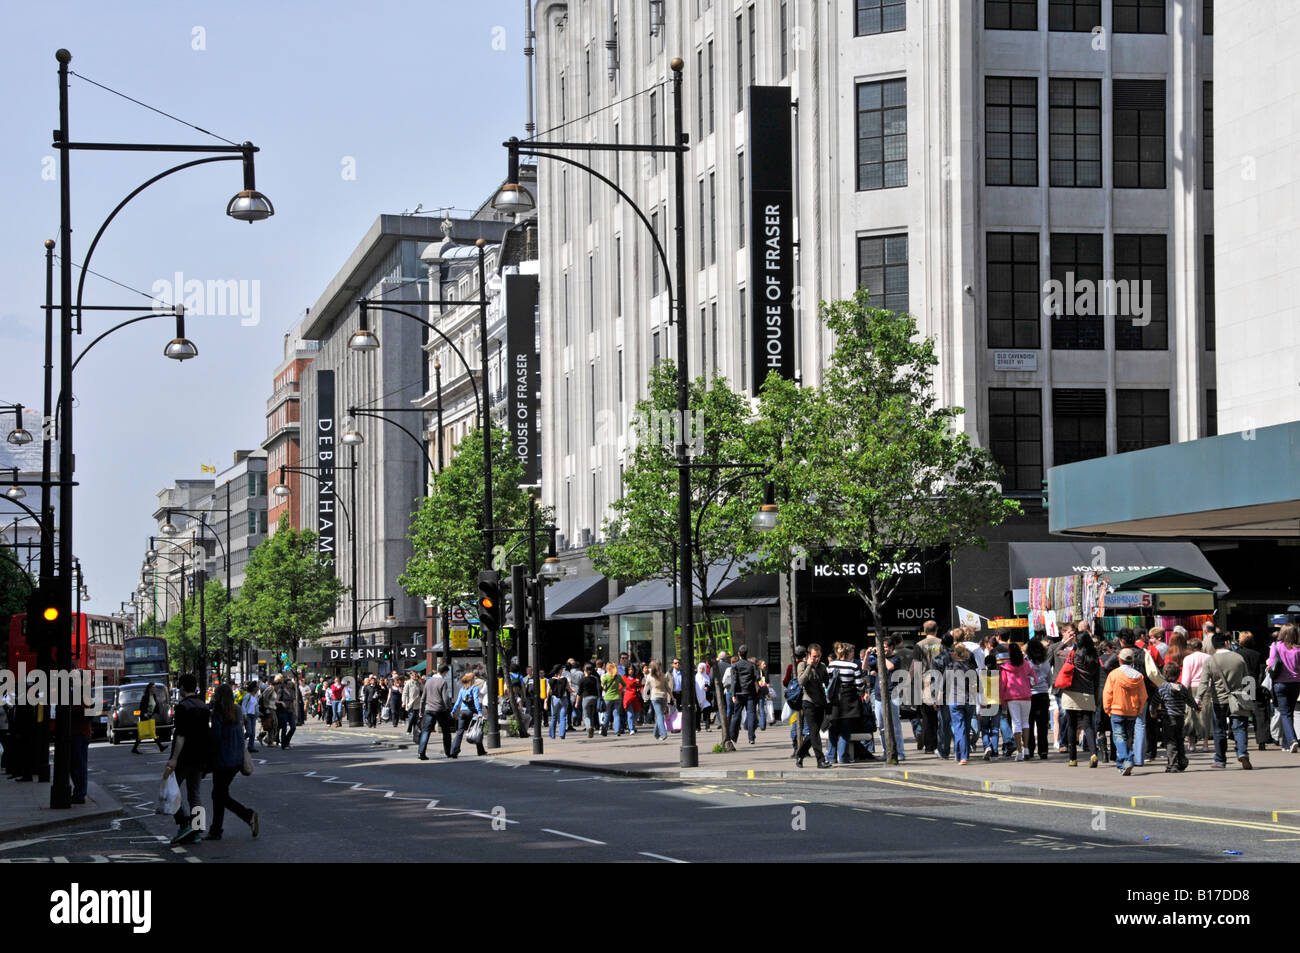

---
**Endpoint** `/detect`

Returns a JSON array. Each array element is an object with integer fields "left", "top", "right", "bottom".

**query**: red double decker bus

[{"left": 6, "top": 612, "right": 127, "bottom": 688}]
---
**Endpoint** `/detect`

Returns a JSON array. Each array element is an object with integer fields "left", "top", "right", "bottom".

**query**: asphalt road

[{"left": 3, "top": 726, "right": 1295, "bottom": 863}]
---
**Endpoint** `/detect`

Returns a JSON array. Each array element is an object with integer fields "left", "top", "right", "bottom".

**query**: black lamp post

[
  {"left": 493, "top": 59, "right": 695, "bottom": 764},
  {"left": 48, "top": 47, "right": 272, "bottom": 808}
]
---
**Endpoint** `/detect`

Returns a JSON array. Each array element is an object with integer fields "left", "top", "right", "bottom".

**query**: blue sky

[{"left": 0, "top": 0, "right": 526, "bottom": 613}]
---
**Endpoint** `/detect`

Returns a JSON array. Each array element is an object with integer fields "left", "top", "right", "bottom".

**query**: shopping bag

[
  {"left": 465, "top": 714, "right": 486, "bottom": 745},
  {"left": 156, "top": 773, "right": 181, "bottom": 815},
  {"left": 137, "top": 718, "right": 157, "bottom": 742},
  {"left": 666, "top": 709, "right": 682, "bottom": 732},
  {"left": 780, "top": 700, "right": 794, "bottom": 723}
]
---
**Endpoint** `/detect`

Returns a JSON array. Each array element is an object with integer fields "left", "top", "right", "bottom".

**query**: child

[{"left": 1156, "top": 662, "right": 1200, "bottom": 772}]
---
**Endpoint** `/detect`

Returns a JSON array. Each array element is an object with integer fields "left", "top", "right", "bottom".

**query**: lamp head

[
  {"left": 160, "top": 512, "right": 179, "bottom": 536},
  {"left": 341, "top": 418, "right": 364, "bottom": 446},
  {"left": 272, "top": 482, "right": 292, "bottom": 498},
  {"left": 538, "top": 556, "right": 564, "bottom": 580},
  {"left": 6, "top": 404, "right": 33, "bottom": 446},
  {"left": 751, "top": 504, "right": 780, "bottom": 534},
  {"left": 226, "top": 189, "right": 275, "bottom": 223},
  {"left": 164, "top": 306, "right": 198, "bottom": 362}
]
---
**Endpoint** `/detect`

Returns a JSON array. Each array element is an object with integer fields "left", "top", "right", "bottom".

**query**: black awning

[
  {"left": 1008, "top": 541, "right": 1228, "bottom": 595},
  {"left": 544, "top": 575, "right": 610, "bottom": 620}
]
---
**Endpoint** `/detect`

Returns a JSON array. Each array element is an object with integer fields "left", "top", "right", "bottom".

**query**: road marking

[
  {"left": 639, "top": 851, "right": 688, "bottom": 863},
  {"left": 992, "top": 827, "right": 1016, "bottom": 833},
  {"left": 185, "top": 856, "right": 202, "bottom": 863},
  {"left": 747, "top": 770, "right": 755, "bottom": 779},
  {"left": 1263, "top": 837, "right": 1300, "bottom": 842},
  {"left": 541, "top": 829, "right": 605, "bottom": 845},
  {"left": 915, "top": 817, "right": 937, "bottom": 822},
  {"left": 171, "top": 847, "right": 187, "bottom": 854},
  {"left": 852, "top": 808, "right": 872, "bottom": 814},
  {"left": 1273, "top": 810, "right": 1300, "bottom": 823},
  {"left": 953, "top": 822, "right": 975, "bottom": 827},
  {"left": 1130, "top": 796, "right": 1162, "bottom": 807},
  {"left": 884, "top": 812, "right": 904, "bottom": 817}
]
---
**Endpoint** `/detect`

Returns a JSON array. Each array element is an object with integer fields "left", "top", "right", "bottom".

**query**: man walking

[
  {"left": 1198, "top": 632, "right": 1254, "bottom": 770},
  {"left": 794, "top": 644, "right": 830, "bottom": 768},
  {"left": 1102, "top": 647, "right": 1147, "bottom": 776},
  {"left": 727, "top": 645, "right": 762, "bottom": 745},
  {"left": 166, "top": 673, "right": 210, "bottom": 845},
  {"left": 275, "top": 674, "right": 298, "bottom": 749},
  {"left": 242, "top": 680, "right": 260, "bottom": 752},
  {"left": 417, "top": 664, "right": 454, "bottom": 760}
]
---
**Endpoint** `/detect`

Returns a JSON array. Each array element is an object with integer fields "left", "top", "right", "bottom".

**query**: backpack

[{"left": 784, "top": 673, "right": 803, "bottom": 712}]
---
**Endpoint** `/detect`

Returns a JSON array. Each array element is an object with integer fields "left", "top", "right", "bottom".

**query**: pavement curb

[
  {"left": 0, "top": 781, "right": 126, "bottom": 843},
  {"left": 517, "top": 758, "right": 1299, "bottom": 826}
]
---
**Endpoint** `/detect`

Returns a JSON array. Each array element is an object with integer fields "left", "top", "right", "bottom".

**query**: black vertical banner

[
  {"left": 505, "top": 274, "right": 541, "bottom": 486},
  {"left": 747, "top": 85, "right": 795, "bottom": 395},
  {"left": 316, "top": 369, "right": 335, "bottom": 569}
]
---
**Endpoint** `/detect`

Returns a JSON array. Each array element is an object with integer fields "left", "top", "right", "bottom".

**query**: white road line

[
  {"left": 993, "top": 827, "right": 1016, "bottom": 833},
  {"left": 541, "top": 828, "right": 605, "bottom": 845},
  {"left": 953, "top": 822, "right": 976, "bottom": 827},
  {"left": 639, "top": 851, "right": 688, "bottom": 863}
]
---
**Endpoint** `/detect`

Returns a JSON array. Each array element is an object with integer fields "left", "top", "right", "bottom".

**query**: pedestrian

[
  {"left": 579, "top": 664, "right": 601, "bottom": 738},
  {"left": 403, "top": 674, "right": 423, "bottom": 736},
  {"left": 548, "top": 664, "right": 571, "bottom": 739},
  {"left": 669, "top": 658, "right": 684, "bottom": 713},
  {"left": 1199, "top": 632, "right": 1255, "bottom": 769},
  {"left": 68, "top": 696, "right": 92, "bottom": 805},
  {"left": 1179, "top": 638, "right": 1213, "bottom": 751},
  {"left": 726, "top": 645, "right": 762, "bottom": 746},
  {"left": 1102, "top": 647, "right": 1148, "bottom": 775},
  {"left": 694, "top": 662, "right": 712, "bottom": 732},
  {"left": 1267, "top": 623, "right": 1300, "bottom": 753},
  {"left": 242, "top": 680, "right": 260, "bottom": 753},
  {"left": 565, "top": 659, "right": 584, "bottom": 728},
  {"left": 1060, "top": 628, "right": 1100, "bottom": 768},
  {"left": 165, "top": 673, "right": 209, "bottom": 846},
  {"left": 204, "top": 684, "right": 258, "bottom": 841},
  {"left": 794, "top": 643, "right": 830, "bottom": 769},
  {"left": 870, "top": 637, "right": 906, "bottom": 761},
  {"left": 942, "top": 642, "right": 978, "bottom": 765},
  {"left": 998, "top": 640, "right": 1033, "bottom": 761},
  {"left": 1156, "top": 662, "right": 1199, "bottom": 772},
  {"left": 645, "top": 661, "right": 672, "bottom": 741},
  {"left": 449, "top": 673, "right": 485, "bottom": 758},
  {"left": 783, "top": 645, "right": 808, "bottom": 751},
  {"left": 915, "top": 621, "right": 943, "bottom": 753},
  {"left": 621, "top": 663, "right": 643, "bottom": 735},
  {"left": 417, "top": 664, "right": 454, "bottom": 760},
  {"left": 1234, "top": 631, "right": 1270, "bottom": 751},
  {"left": 1025, "top": 638, "right": 1052, "bottom": 760},
  {"left": 826, "top": 642, "right": 866, "bottom": 765},
  {"left": 599, "top": 662, "right": 625, "bottom": 736},
  {"left": 275, "top": 674, "right": 298, "bottom": 749},
  {"left": 258, "top": 679, "right": 278, "bottom": 746},
  {"left": 131, "top": 681, "right": 166, "bottom": 754},
  {"left": 328, "top": 676, "right": 344, "bottom": 727}
]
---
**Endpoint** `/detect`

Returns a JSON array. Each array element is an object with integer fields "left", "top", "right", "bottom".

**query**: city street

[{"left": 3, "top": 721, "right": 1293, "bottom": 864}]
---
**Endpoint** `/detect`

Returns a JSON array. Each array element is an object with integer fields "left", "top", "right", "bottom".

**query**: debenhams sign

[{"left": 747, "top": 85, "right": 795, "bottom": 395}]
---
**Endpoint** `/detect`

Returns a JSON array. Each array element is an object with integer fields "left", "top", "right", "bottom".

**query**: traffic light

[
  {"left": 27, "top": 577, "right": 64, "bottom": 650},
  {"left": 477, "top": 569, "right": 502, "bottom": 632}
]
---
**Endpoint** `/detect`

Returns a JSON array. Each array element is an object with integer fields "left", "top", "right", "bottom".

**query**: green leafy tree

[
  {"left": 1, "top": 545, "right": 34, "bottom": 620},
  {"left": 777, "top": 290, "right": 1021, "bottom": 762},
  {"left": 232, "top": 515, "right": 346, "bottom": 660},
  {"left": 137, "top": 614, "right": 163, "bottom": 638}
]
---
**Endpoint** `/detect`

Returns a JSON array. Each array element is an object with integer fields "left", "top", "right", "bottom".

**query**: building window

[
  {"left": 780, "top": 1, "right": 788, "bottom": 77},
  {"left": 986, "top": 232, "right": 1040, "bottom": 349},
  {"left": 989, "top": 388, "right": 1043, "bottom": 492},
  {"left": 590, "top": 364, "right": 597, "bottom": 444},
  {"left": 986, "top": 77, "right": 1038, "bottom": 187},
  {"left": 1052, "top": 389, "right": 1106, "bottom": 465},
  {"left": 585, "top": 48, "right": 591, "bottom": 113},
  {"left": 855, "top": 78, "right": 907, "bottom": 191},
  {"left": 1203, "top": 81, "right": 1213, "bottom": 189},
  {"left": 1113, "top": 234, "right": 1168, "bottom": 350},
  {"left": 696, "top": 49, "right": 704, "bottom": 141},
  {"left": 736, "top": 15, "right": 744, "bottom": 113},
  {"left": 711, "top": 301, "right": 719, "bottom": 376},
  {"left": 588, "top": 255, "right": 596, "bottom": 331},
  {"left": 1204, "top": 234, "right": 1215, "bottom": 351},
  {"left": 616, "top": 237, "right": 623, "bottom": 316},
  {"left": 1048, "top": 78, "right": 1101, "bottom": 187},
  {"left": 1203, "top": 0, "right": 1212, "bottom": 34},
  {"left": 649, "top": 90, "right": 660, "bottom": 166},
  {"left": 613, "top": 122, "right": 621, "bottom": 189},
  {"left": 985, "top": 0, "right": 1036, "bottom": 30},
  {"left": 652, "top": 330, "right": 661, "bottom": 367},
  {"left": 247, "top": 472, "right": 257, "bottom": 495},
  {"left": 617, "top": 350, "right": 625, "bottom": 428},
  {"left": 1049, "top": 233, "right": 1104, "bottom": 349},
  {"left": 1048, "top": 0, "right": 1100, "bottom": 31},
  {"left": 748, "top": 5, "right": 756, "bottom": 84},
  {"left": 1206, "top": 389, "right": 1217, "bottom": 436},
  {"left": 559, "top": 73, "right": 566, "bottom": 122},
  {"left": 650, "top": 210, "right": 661, "bottom": 296},
  {"left": 856, "top": 0, "right": 905, "bottom": 35},
  {"left": 260, "top": 510, "right": 268, "bottom": 534},
  {"left": 857, "top": 233, "right": 909, "bottom": 314},
  {"left": 707, "top": 39, "right": 715, "bottom": 135},
  {"left": 737, "top": 152, "right": 746, "bottom": 247},
  {"left": 563, "top": 271, "right": 571, "bottom": 344},
  {"left": 1113, "top": 0, "right": 1165, "bottom": 34},
  {"left": 1117, "top": 389, "right": 1170, "bottom": 453},
  {"left": 699, "top": 305, "right": 707, "bottom": 373},
  {"left": 248, "top": 511, "right": 257, "bottom": 534},
  {"left": 1113, "top": 80, "right": 1166, "bottom": 189},
  {"left": 561, "top": 169, "right": 568, "bottom": 242},
  {"left": 709, "top": 171, "right": 717, "bottom": 265},
  {"left": 697, "top": 179, "right": 706, "bottom": 271},
  {"left": 739, "top": 288, "right": 748, "bottom": 391}
]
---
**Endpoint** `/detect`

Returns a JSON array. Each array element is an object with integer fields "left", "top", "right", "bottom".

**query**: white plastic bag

[{"left": 156, "top": 772, "right": 181, "bottom": 815}]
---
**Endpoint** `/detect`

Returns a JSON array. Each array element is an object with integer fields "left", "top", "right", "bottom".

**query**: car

[
  {"left": 91, "top": 685, "right": 119, "bottom": 740},
  {"left": 107, "top": 682, "right": 174, "bottom": 745}
]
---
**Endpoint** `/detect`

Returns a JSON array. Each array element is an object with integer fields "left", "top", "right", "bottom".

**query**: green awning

[{"left": 407, "top": 661, "right": 427, "bottom": 672}]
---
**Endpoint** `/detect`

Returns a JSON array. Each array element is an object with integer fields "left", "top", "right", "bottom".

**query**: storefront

[{"left": 542, "top": 574, "right": 611, "bottom": 664}]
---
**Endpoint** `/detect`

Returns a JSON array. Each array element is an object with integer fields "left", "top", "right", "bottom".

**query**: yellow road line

[
  {"left": 1130, "top": 795, "right": 1162, "bottom": 807},
  {"left": 1273, "top": 809, "right": 1300, "bottom": 823},
  {"left": 862, "top": 776, "right": 1300, "bottom": 835}
]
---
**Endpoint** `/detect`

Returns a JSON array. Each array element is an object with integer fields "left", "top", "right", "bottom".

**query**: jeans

[
  {"left": 872, "top": 696, "right": 906, "bottom": 760},
  {"left": 277, "top": 709, "right": 296, "bottom": 748},
  {"left": 1210, "top": 703, "right": 1250, "bottom": 765},
  {"left": 71, "top": 735, "right": 89, "bottom": 800},
  {"left": 1110, "top": 714, "right": 1137, "bottom": 770},
  {"left": 209, "top": 767, "right": 253, "bottom": 835},
  {"left": 979, "top": 711, "right": 1001, "bottom": 754},
  {"left": 949, "top": 704, "right": 975, "bottom": 761},
  {"left": 832, "top": 720, "right": 856, "bottom": 764},
  {"left": 330, "top": 699, "right": 343, "bottom": 724},
  {"left": 728, "top": 694, "right": 758, "bottom": 744},
  {"left": 418, "top": 711, "right": 452, "bottom": 758},
  {"left": 1051, "top": 692, "right": 1068, "bottom": 747},
  {"left": 999, "top": 707, "right": 1014, "bottom": 754},
  {"left": 1273, "top": 682, "right": 1300, "bottom": 748},
  {"left": 936, "top": 704, "right": 953, "bottom": 759},
  {"left": 245, "top": 713, "right": 260, "bottom": 750},
  {"left": 450, "top": 710, "right": 485, "bottom": 757},
  {"left": 583, "top": 696, "right": 599, "bottom": 733},
  {"left": 1067, "top": 709, "right": 1096, "bottom": 762},
  {"left": 618, "top": 704, "right": 639, "bottom": 734},
  {"left": 651, "top": 698, "right": 668, "bottom": 738},
  {"left": 549, "top": 696, "right": 569, "bottom": 739},
  {"left": 1027, "top": 693, "right": 1050, "bottom": 758},
  {"left": 1132, "top": 710, "right": 1147, "bottom": 766}
]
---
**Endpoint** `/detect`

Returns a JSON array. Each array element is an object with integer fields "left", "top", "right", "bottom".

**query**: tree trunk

[{"left": 868, "top": 577, "right": 899, "bottom": 764}]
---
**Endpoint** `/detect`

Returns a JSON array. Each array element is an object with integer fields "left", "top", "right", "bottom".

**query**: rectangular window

[
  {"left": 561, "top": 169, "right": 569, "bottom": 241},
  {"left": 707, "top": 40, "right": 715, "bottom": 134},
  {"left": 1113, "top": 234, "right": 1168, "bottom": 349},
  {"left": 855, "top": 78, "right": 907, "bottom": 191},
  {"left": 1048, "top": 78, "right": 1101, "bottom": 187},
  {"left": 711, "top": 301, "right": 719, "bottom": 376},
  {"left": 260, "top": 510, "right": 268, "bottom": 534},
  {"left": 986, "top": 232, "right": 1041, "bottom": 349},
  {"left": 616, "top": 237, "right": 623, "bottom": 316},
  {"left": 649, "top": 91, "right": 659, "bottom": 163},
  {"left": 986, "top": 77, "right": 1038, "bottom": 187},
  {"left": 857, "top": 233, "right": 909, "bottom": 314},
  {"left": 1117, "top": 389, "right": 1170, "bottom": 453},
  {"left": 247, "top": 472, "right": 257, "bottom": 495},
  {"left": 563, "top": 271, "right": 571, "bottom": 344},
  {"left": 739, "top": 288, "right": 748, "bottom": 391},
  {"left": 709, "top": 171, "right": 717, "bottom": 265},
  {"left": 985, "top": 0, "right": 1037, "bottom": 30},
  {"left": 1049, "top": 233, "right": 1104, "bottom": 349},
  {"left": 559, "top": 73, "right": 566, "bottom": 123},
  {"left": 587, "top": 174, "right": 594, "bottom": 223},
  {"left": 700, "top": 305, "right": 708, "bottom": 374},
  {"left": 613, "top": 122, "right": 621, "bottom": 189},
  {"left": 652, "top": 330, "right": 661, "bottom": 367},
  {"left": 1048, "top": 0, "right": 1100, "bottom": 31},
  {"left": 697, "top": 179, "right": 706, "bottom": 271},
  {"left": 588, "top": 255, "right": 596, "bottom": 331},
  {"left": 1114, "top": 0, "right": 1165, "bottom": 34},
  {"left": 748, "top": 5, "right": 756, "bottom": 84},
  {"left": 1203, "top": 81, "right": 1213, "bottom": 189},
  {"left": 1204, "top": 234, "right": 1215, "bottom": 351},
  {"left": 1052, "top": 389, "right": 1106, "bottom": 465},
  {"left": 856, "top": 0, "right": 906, "bottom": 35},
  {"left": 564, "top": 377, "right": 571, "bottom": 453},
  {"left": 651, "top": 210, "right": 661, "bottom": 296},
  {"left": 780, "top": 1, "right": 788, "bottom": 77},
  {"left": 590, "top": 364, "right": 597, "bottom": 444},
  {"left": 1203, "top": 0, "right": 1212, "bottom": 34},
  {"left": 617, "top": 350, "right": 625, "bottom": 428},
  {"left": 735, "top": 15, "right": 744, "bottom": 113},
  {"left": 585, "top": 48, "right": 591, "bottom": 113},
  {"left": 696, "top": 49, "right": 704, "bottom": 141},
  {"left": 737, "top": 152, "right": 746, "bottom": 247},
  {"left": 248, "top": 511, "right": 257, "bottom": 534},
  {"left": 988, "top": 388, "right": 1043, "bottom": 492},
  {"left": 1113, "top": 80, "right": 1166, "bottom": 189},
  {"left": 1206, "top": 389, "right": 1217, "bottom": 436}
]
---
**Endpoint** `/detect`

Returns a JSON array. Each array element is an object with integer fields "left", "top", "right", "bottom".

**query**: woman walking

[
  {"left": 646, "top": 661, "right": 672, "bottom": 740},
  {"left": 999, "top": 641, "right": 1033, "bottom": 761},
  {"left": 695, "top": 663, "right": 713, "bottom": 732},
  {"left": 1061, "top": 629, "right": 1101, "bottom": 767},
  {"left": 1025, "top": 638, "right": 1052, "bottom": 759},
  {"left": 621, "top": 663, "right": 643, "bottom": 735},
  {"left": 579, "top": 664, "right": 601, "bottom": 738},
  {"left": 205, "top": 684, "right": 258, "bottom": 841},
  {"left": 943, "top": 643, "right": 978, "bottom": 765},
  {"left": 130, "top": 682, "right": 165, "bottom": 754},
  {"left": 826, "top": 643, "right": 866, "bottom": 765},
  {"left": 1268, "top": 624, "right": 1300, "bottom": 753},
  {"left": 600, "top": 663, "right": 625, "bottom": 737},
  {"left": 449, "top": 673, "right": 485, "bottom": 758},
  {"left": 548, "top": 664, "right": 571, "bottom": 739}
]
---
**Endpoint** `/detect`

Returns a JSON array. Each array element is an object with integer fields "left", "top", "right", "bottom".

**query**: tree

[
  {"left": 232, "top": 515, "right": 345, "bottom": 660},
  {"left": 772, "top": 290, "right": 1021, "bottom": 763},
  {"left": 0, "top": 545, "right": 33, "bottom": 619}
]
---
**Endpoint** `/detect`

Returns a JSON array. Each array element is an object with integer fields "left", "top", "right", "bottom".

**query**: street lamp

[
  {"left": 341, "top": 419, "right": 365, "bottom": 446},
  {"left": 5, "top": 405, "right": 33, "bottom": 446},
  {"left": 162, "top": 305, "right": 199, "bottom": 361},
  {"left": 5, "top": 469, "right": 25, "bottom": 501}
]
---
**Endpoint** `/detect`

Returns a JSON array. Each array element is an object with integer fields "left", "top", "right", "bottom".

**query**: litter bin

[{"left": 345, "top": 700, "right": 364, "bottom": 727}]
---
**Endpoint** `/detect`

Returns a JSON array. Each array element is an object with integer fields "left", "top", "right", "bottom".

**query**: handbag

[
  {"left": 465, "top": 713, "right": 486, "bottom": 745},
  {"left": 137, "top": 718, "right": 157, "bottom": 742},
  {"left": 241, "top": 748, "right": 254, "bottom": 777},
  {"left": 784, "top": 676, "right": 803, "bottom": 712},
  {"left": 1053, "top": 649, "right": 1076, "bottom": 691},
  {"left": 1208, "top": 655, "right": 1254, "bottom": 717}
]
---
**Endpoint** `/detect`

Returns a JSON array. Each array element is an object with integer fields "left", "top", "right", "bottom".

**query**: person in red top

[{"left": 621, "top": 663, "right": 644, "bottom": 734}]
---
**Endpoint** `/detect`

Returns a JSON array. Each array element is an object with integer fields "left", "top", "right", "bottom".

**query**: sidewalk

[{"left": 0, "top": 780, "right": 123, "bottom": 841}]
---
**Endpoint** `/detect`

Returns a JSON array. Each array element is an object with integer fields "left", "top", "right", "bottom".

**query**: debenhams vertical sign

[
  {"left": 747, "top": 85, "right": 795, "bottom": 395},
  {"left": 316, "top": 369, "right": 335, "bottom": 568}
]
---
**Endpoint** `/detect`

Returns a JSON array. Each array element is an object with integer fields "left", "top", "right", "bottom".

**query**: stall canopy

[
  {"left": 543, "top": 574, "right": 609, "bottom": 621},
  {"left": 600, "top": 565, "right": 778, "bottom": 615},
  {"left": 1008, "top": 541, "right": 1229, "bottom": 596}
]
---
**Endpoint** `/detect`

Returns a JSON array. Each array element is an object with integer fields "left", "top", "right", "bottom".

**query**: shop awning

[
  {"left": 600, "top": 566, "right": 777, "bottom": 614},
  {"left": 543, "top": 574, "right": 609, "bottom": 620},
  {"left": 1008, "top": 541, "right": 1228, "bottom": 596},
  {"left": 407, "top": 661, "right": 427, "bottom": 672}
]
